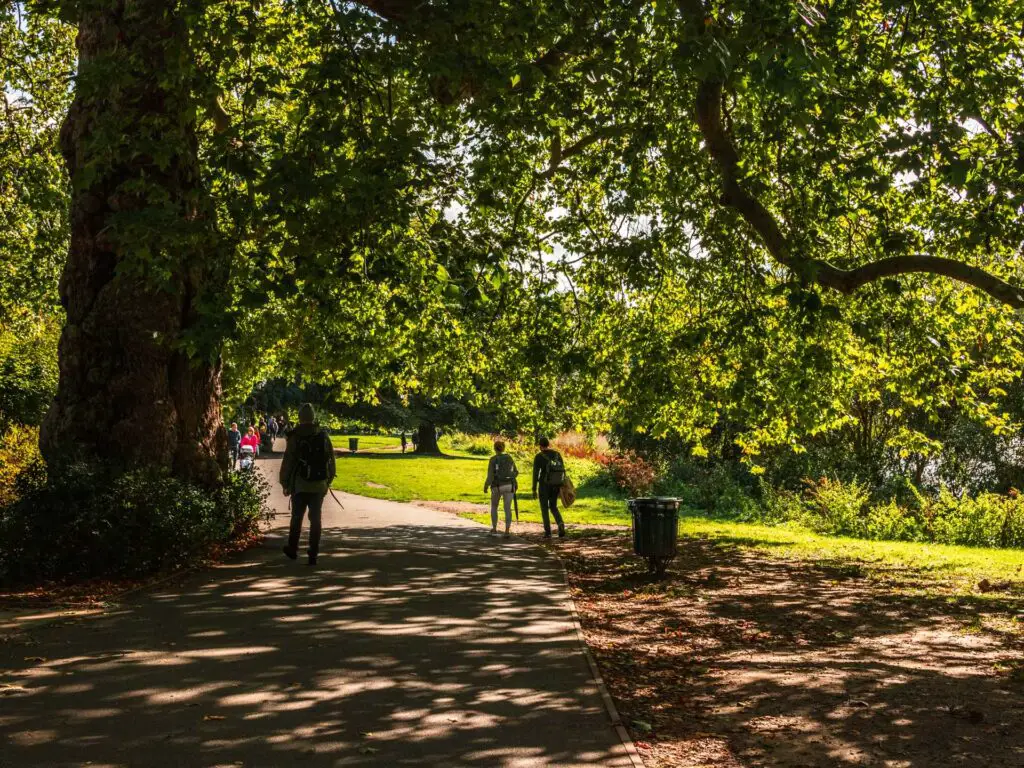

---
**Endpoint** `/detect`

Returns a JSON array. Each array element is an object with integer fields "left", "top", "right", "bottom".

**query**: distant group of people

[{"left": 227, "top": 413, "right": 291, "bottom": 470}]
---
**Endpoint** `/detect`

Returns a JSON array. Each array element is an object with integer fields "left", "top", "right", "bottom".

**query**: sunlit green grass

[
  {"left": 333, "top": 450, "right": 1024, "bottom": 589},
  {"left": 332, "top": 450, "right": 629, "bottom": 522},
  {"left": 671, "top": 516, "right": 1024, "bottom": 588},
  {"left": 330, "top": 434, "right": 404, "bottom": 452}
]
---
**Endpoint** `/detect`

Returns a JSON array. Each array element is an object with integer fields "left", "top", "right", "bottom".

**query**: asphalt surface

[{"left": 0, "top": 448, "right": 634, "bottom": 767}]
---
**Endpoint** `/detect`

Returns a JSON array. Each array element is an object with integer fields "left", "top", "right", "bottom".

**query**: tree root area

[{"left": 559, "top": 533, "right": 1024, "bottom": 768}]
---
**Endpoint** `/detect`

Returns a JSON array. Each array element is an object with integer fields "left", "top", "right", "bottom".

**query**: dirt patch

[
  {"left": 558, "top": 532, "right": 1024, "bottom": 767},
  {"left": 365, "top": 481, "right": 390, "bottom": 489},
  {"left": 416, "top": 500, "right": 489, "bottom": 514}
]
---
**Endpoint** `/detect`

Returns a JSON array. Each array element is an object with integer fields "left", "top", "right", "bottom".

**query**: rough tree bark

[
  {"left": 40, "top": 0, "right": 227, "bottom": 485},
  {"left": 415, "top": 422, "right": 440, "bottom": 454}
]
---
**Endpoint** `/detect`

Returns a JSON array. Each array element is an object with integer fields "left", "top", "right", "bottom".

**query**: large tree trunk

[
  {"left": 415, "top": 422, "right": 440, "bottom": 454},
  {"left": 39, "top": 0, "right": 226, "bottom": 485}
]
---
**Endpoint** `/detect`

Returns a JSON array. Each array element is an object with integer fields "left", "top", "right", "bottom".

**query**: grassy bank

[{"left": 331, "top": 450, "right": 1024, "bottom": 589}]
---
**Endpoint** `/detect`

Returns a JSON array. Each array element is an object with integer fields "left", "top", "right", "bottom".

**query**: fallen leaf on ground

[{"left": 203, "top": 714, "right": 226, "bottom": 721}]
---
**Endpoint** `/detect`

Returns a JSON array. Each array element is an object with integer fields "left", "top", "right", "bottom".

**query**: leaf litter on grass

[{"left": 557, "top": 530, "right": 1024, "bottom": 768}]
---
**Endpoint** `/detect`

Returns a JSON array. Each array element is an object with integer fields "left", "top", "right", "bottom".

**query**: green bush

[
  {"left": 863, "top": 500, "right": 925, "bottom": 542},
  {"left": 441, "top": 432, "right": 495, "bottom": 456},
  {"left": 0, "top": 465, "right": 270, "bottom": 585},
  {"left": 930, "top": 489, "right": 1024, "bottom": 549},
  {"left": 666, "top": 461, "right": 760, "bottom": 517},
  {"left": 0, "top": 424, "right": 41, "bottom": 507},
  {"left": 801, "top": 477, "right": 870, "bottom": 537},
  {"left": 757, "top": 481, "right": 805, "bottom": 525},
  {"left": 0, "top": 317, "right": 59, "bottom": 431}
]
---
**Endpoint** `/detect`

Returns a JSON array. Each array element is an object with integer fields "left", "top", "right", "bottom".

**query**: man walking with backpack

[
  {"left": 280, "top": 403, "right": 336, "bottom": 565},
  {"left": 532, "top": 436, "right": 567, "bottom": 539},
  {"left": 484, "top": 440, "right": 518, "bottom": 537}
]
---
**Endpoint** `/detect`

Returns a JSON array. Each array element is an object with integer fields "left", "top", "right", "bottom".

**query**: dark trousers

[
  {"left": 539, "top": 485, "right": 565, "bottom": 537},
  {"left": 288, "top": 492, "right": 324, "bottom": 556}
]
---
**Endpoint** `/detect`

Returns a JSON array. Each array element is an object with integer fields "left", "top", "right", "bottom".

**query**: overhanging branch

[
  {"left": 694, "top": 79, "right": 1024, "bottom": 309},
  {"left": 534, "top": 125, "right": 627, "bottom": 180}
]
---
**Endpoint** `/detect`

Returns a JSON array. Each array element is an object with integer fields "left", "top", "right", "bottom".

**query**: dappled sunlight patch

[
  {"left": 1, "top": 521, "right": 633, "bottom": 767},
  {"left": 562, "top": 532, "right": 1024, "bottom": 767},
  {"left": 9, "top": 729, "right": 58, "bottom": 747}
]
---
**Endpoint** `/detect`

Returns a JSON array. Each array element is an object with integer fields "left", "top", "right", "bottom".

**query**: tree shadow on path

[{"left": 1, "top": 525, "right": 631, "bottom": 767}]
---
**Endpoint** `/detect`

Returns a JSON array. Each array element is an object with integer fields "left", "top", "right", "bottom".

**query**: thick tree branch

[
  {"left": 534, "top": 125, "right": 626, "bottom": 180},
  {"left": 355, "top": 0, "right": 419, "bottom": 24},
  {"left": 694, "top": 79, "right": 1024, "bottom": 309}
]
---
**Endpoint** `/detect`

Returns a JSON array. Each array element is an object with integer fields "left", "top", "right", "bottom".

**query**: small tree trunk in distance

[
  {"left": 415, "top": 422, "right": 440, "bottom": 454},
  {"left": 40, "top": 0, "right": 227, "bottom": 485}
]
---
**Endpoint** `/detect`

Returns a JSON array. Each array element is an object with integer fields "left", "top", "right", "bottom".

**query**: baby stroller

[{"left": 239, "top": 444, "right": 256, "bottom": 472}]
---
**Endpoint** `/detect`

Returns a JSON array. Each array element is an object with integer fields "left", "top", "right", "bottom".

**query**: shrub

[
  {"left": 0, "top": 318, "right": 59, "bottom": 431},
  {"left": 801, "top": 477, "right": 870, "bottom": 537},
  {"left": 0, "top": 424, "right": 41, "bottom": 508},
  {"left": 863, "top": 500, "right": 925, "bottom": 542},
  {"left": 552, "top": 432, "right": 610, "bottom": 460},
  {"left": 0, "top": 465, "right": 270, "bottom": 585},
  {"left": 931, "top": 489, "right": 1024, "bottom": 549},
  {"left": 667, "top": 461, "right": 760, "bottom": 518},
  {"left": 757, "top": 481, "right": 805, "bottom": 525},
  {"left": 440, "top": 432, "right": 495, "bottom": 456},
  {"left": 603, "top": 452, "right": 657, "bottom": 497}
]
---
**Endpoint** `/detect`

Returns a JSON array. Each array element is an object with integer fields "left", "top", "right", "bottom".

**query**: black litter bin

[
  {"left": 629, "top": 497, "right": 681, "bottom": 577},
  {"left": 348, "top": 437, "right": 359, "bottom": 453}
]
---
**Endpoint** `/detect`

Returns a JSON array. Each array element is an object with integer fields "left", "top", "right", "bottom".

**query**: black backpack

[
  {"left": 296, "top": 431, "right": 331, "bottom": 482},
  {"left": 544, "top": 451, "right": 566, "bottom": 486},
  {"left": 493, "top": 454, "right": 516, "bottom": 485}
]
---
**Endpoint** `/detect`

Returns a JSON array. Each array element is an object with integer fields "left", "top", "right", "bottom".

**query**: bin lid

[{"left": 628, "top": 497, "right": 680, "bottom": 502}]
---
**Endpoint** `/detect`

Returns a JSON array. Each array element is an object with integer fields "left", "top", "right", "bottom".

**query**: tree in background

[{"left": 4, "top": 0, "right": 1024, "bottom": 577}]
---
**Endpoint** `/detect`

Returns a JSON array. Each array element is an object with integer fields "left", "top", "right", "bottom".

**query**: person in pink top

[{"left": 240, "top": 426, "right": 261, "bottom": 457}]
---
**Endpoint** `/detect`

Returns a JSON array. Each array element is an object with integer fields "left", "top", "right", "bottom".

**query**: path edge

[{"left": 542, "top": 541, "right": 646, "bottom": 768}]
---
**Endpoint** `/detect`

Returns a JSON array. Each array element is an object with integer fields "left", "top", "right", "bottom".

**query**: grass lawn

[
  {"left": 332, "top": 451, "right": 1024, "bottom": 590},
  {"left": 329, "top": 434, "right": 403, "bottom": 452},
  {"left": 332, "top": 450, "right": 629, "bottom": 523}
]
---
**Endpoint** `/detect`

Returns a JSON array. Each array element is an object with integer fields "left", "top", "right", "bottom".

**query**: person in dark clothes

[
  {"left": 268, "top": 415, "right": 279, "bottom": 449},
  {"left": 227, "top": 422, "right": 242, "bottom": 469},
  {"left": 279, "top": 403, "right": 336, "bottom": 565},
  {"left": 532, "top": 436, "right": 566, "bottom": 538}
]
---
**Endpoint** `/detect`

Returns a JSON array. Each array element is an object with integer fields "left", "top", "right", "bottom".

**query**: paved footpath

[{"left": 0, "top": 451, "right": 635, "bottom": 767}]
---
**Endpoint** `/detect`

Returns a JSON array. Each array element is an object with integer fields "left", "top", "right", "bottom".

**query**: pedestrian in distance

[
  {"left": 484, "top": 440, "right": 518, "bottom": 538},
  {"left": 240, "top": 425, "right": 261, "bottom": 458},
  {"left": 400, "top": 432, "right": 407, "bottom": 453},
  {"left": 268, "top": 415, "right": 279, "bottom": 450},
  {"left": 227, "top": 422, "right": 242, "bottom": 470},
  {"left": 532, "top": 436, "right": 567, "bottom": 538},
  {"left": 280, "top": 403, "right": 336, "bottom": 566}
]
